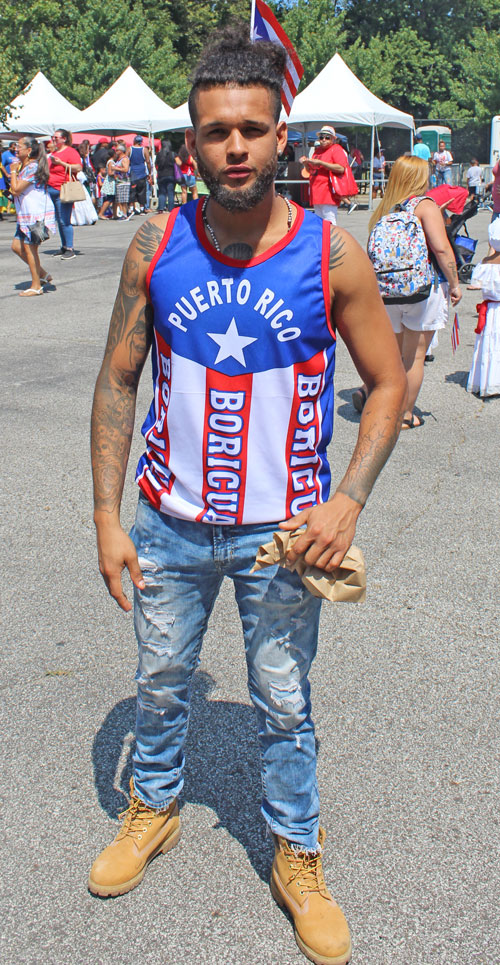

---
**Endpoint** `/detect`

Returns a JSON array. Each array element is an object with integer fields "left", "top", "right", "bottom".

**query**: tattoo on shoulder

[
  {"left": 329, "top": 225, "right": 346, "bottom": 271},
  {"left": 135, "top": 221, "right": 164, "bottom": 263}
]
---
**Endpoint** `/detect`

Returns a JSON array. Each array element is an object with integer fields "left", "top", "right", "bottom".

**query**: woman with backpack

[{"left": 353, "top": 156, "right": 462, "bottom": 428}]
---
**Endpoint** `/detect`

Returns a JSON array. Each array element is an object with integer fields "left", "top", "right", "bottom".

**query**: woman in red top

[
  {"left": 300, "top": 125, "right": 346, "bottom": 225},
  {"left": 47, "top": 128, "right": 82, "bottom": 259},
  {"left": 175, "top": 144, "right": 198, "bottom": 204}
]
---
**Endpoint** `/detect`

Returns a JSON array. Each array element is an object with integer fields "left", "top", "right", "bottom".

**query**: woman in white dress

[
  {"left": 467, "top": 219, "right": 500, "bottom": 397},
  {"left": 10, "top": 138, "right": 57, "bottom": 295},
  {"left": 70, "top": 172, "right": 98, "bottom": 226}
]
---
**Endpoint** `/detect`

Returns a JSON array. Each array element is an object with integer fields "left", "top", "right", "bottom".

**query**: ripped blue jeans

[{"left": 130, "top": 493, "right": 323, "bottom": 849}]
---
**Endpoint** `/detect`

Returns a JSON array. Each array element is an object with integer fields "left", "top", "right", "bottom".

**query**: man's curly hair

[{"left": 188, "top": 22, "right": 286, "bottom": 126}]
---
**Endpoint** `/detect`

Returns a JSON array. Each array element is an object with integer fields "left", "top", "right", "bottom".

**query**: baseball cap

[
  {"left": 318, "top": 125, "right": 336, "bottom": 138},
  {"left": 414, "top": 133, "right": 422, "bottom": 140},
  {"left": 134, "top": 135, "right": 143, "bottom": 144},
  {"left": 98, "top": 137, "right": 109, "bottom": 144}
]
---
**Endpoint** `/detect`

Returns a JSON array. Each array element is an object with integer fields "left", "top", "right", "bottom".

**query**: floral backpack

[{"left": 367, "top": 196, "right": 435, "bottom": 303}]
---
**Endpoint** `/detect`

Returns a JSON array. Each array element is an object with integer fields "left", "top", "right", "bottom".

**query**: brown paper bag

[{"left": 250, "top": 529, "right": 366, "bottom": 602}]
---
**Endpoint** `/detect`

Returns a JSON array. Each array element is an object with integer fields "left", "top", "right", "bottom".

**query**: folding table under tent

[
  {"left": 286, "top": 53, "right": 415, "bottom": 207},
  {"left": 0, "top": 71, "right": 85, "bottom": 137}
]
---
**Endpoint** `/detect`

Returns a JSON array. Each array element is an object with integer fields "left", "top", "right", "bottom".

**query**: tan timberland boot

[
  {"left": 271, "top": 827, "right": 351, "bottom": 965},
  {"left": 88, "top": 778, "right": 180, "bottom": 897}
]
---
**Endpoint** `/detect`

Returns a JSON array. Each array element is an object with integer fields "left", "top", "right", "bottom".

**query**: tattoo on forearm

[
  {"left": 135, "top": 221, "right": 164, "bottom": 263},
  {"left": 329, "top": 226, "right": 346, "bottom": 270},
  {"left": 337, "top": 404, "right": 402, "bottom": 507},
  {"left": 91, "top": 286, "right": 154, "bottom": 514},
  {"left": 446, "top": 260, "right": 459, "bottom": 285}
]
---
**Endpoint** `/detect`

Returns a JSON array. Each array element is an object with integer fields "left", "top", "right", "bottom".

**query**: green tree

[
  {"left": 344, "top": 28, "right": 450, "bottom": 117},
  {"left": 166, "top": 0, "right": 252, "bottom": 70},
  {"left": 439, "top": 28, "right": 500, "bottom": 122},
  {"left": 342, "top": 0, "right": 499, "bottom": 57},
  {"left": 0, "top": 51, "right": 19, "bottom": 124}
]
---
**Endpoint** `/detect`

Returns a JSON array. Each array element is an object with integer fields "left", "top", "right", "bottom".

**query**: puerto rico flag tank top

[{"left": 136, "top": 199, "right": 336, "bottom": 525}]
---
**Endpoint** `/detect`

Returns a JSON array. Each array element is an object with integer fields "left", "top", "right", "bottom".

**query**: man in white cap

[{"left": 300, "top": 125, "right": 347, "bottom": 224}]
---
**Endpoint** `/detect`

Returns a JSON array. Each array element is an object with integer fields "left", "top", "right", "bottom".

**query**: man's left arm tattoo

[
  {"left": 336, "top": 405, "right": 402, "bottom": 507},
  {"left": 329, "top": 225, "right": 346, "bottom": 271}
]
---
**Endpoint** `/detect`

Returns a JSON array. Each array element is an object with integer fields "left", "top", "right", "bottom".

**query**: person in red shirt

[
  {"left": 427, "top": 184, "right": 470, "bottom": 215},
  {"left": 300, "top": 125, "right": 346, "bottom": 224},
  {"left": 47, "top": 128, "right": 82, "bottom": 259}
]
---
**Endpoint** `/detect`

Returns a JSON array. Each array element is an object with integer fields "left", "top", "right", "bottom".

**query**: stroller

[{"left": 446, "top": 198, "right": 479, "bottom": 282}]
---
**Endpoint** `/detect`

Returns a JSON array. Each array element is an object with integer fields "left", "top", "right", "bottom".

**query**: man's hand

[
  {"left": 95, "top": 518, "right": 145, "bottom": 612},
  {"left": 279, "top": 492, "right": 362, "bottom": 572},
  {"left": 449, "top": 285, "right": 462, "bottom": 306}
]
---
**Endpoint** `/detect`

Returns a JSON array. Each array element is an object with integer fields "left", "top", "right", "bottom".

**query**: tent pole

[
  {"left": 149, "top": 128, "right": 158, "bottom": 210},
  {"left": 369, "top": 124, "right": 374, "bottom": 211}
]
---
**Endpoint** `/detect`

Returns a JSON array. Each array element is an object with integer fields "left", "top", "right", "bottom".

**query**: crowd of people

[
  {"left": 3, "top": 123, "right": 499, "bottom": 400},
  {"left": 1, "top": 129, "right": 204, "bottom": 293}
]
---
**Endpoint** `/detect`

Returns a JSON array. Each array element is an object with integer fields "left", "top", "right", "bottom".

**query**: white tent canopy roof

[
  {"left": 165, "top": 100, "right": 192, "bottom": 131},
  {"left": 155, "top": 55, "right": 413, "bottom": 134},
  {"left": 74, "top": 66, "right": 177, "bottom": 134},
  {"left": 287, "top": 53, "right": 414, "bottom": 130},
  {"left": 1, "top": 71, "right": 85, "bottom": 136}
]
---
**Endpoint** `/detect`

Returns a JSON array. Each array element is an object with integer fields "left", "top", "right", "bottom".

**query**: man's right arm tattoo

[
  {"left": 135, "top": 221, "right": 164, "bottom": 263},
  {"left": 91, "top": 282, "right": 154, "bottom": 515}
]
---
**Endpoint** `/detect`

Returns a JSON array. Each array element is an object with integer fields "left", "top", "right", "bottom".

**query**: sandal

[
  {"left": 40, "top": 271, "right": 53, "bottom": 284},
  {"left": 401, "top": 414, "right": 424, "bottom": 430},
  {"left": 19, "top": 287, "right": 44, "bottom": 296},
  {"left": 352, "top": 387, "right": 367, "bottom": 413}
]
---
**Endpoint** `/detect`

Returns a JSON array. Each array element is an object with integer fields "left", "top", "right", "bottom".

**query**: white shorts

[
  {"left": 314, "top": 203, "right": 338, "bottom": 225},
  {"left": 385, "top": 282, "right": 449, "bottom": 334}
]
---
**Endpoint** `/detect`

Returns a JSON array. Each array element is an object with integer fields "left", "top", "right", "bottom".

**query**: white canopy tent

[
  {"left": 287, "top": 54, "right": 414, "bottom": 206},
  {"left": 0, "top": 71, "right": 85, "bottom": 136},
  {"left": 288, "top": 53, "right": 414, "bottom": 130},
  {"left": 72, "top": 66, "right": 179, "bottom": 203},
  {"left": 166, "top": 101, "right": 192, "bottom": 131},
  {"left": 73, "top": 66, "right": 177, "bottom": 135}
]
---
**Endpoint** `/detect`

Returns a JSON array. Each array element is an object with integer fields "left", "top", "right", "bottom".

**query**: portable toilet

[{"left": 416, "top": 126, "right": 452, "bottom": 154}]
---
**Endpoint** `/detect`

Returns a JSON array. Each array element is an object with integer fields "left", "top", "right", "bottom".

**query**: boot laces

[
  {"left": 284, "top": 844, "right": 328, "bottom": 896},
  {"left": 117, "top": 795, "right": 155, "bottom": 840}
]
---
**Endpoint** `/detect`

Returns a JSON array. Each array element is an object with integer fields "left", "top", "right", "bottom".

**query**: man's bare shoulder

[
  {"left": 327, "top": 224, "right": 364, "bottom": 273},
  {"left": 132, "top": 212, "right": 170, "bottom": 264},
  {"left": 328, "top": 224, "right": 381, "bottom": 304}
]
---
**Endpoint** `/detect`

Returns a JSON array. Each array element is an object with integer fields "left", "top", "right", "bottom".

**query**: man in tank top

[
  {"left": 89, "top": 24, "right": 407, "bottom": 965},
  {"left": 128, "top": 134, "right": 152, "bottom": 214}
]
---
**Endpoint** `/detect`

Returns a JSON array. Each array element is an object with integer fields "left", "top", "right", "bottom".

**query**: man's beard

[{"left": 196, "top": 153, "right": 278, "bottom": 211}]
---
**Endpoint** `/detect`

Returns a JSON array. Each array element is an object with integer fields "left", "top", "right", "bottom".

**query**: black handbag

[{"left": 30, "top": 219, "right": 49, "bottom": 244}]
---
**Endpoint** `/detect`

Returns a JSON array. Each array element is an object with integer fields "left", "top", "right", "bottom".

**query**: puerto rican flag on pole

[{"left": 250, "top": 0, "right": 304, "bottom": 115}]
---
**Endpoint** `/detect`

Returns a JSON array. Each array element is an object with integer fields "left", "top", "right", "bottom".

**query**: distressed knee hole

[
  {"left": 268, "top": 679, "right": 305, "bottom": 715},
  {"left": 142, "top": 606, "right": 176, "bottom": 635}
]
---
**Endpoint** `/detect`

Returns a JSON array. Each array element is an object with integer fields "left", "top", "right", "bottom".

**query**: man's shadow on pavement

[{"left": 91, "top": 671, "right": 273, "bottom": 881}]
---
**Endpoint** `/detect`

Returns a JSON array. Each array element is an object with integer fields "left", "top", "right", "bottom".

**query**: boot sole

[
  {"left": 270, "top": 874, "right": 352, "bottom": 965},
  {"left": 88, "top": 826, "right": 181, "bottom": 898}
]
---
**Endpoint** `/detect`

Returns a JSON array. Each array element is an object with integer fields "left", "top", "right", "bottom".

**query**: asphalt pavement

[{"left": 1, "top": 202, "right": 499, "bottom": 965}]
